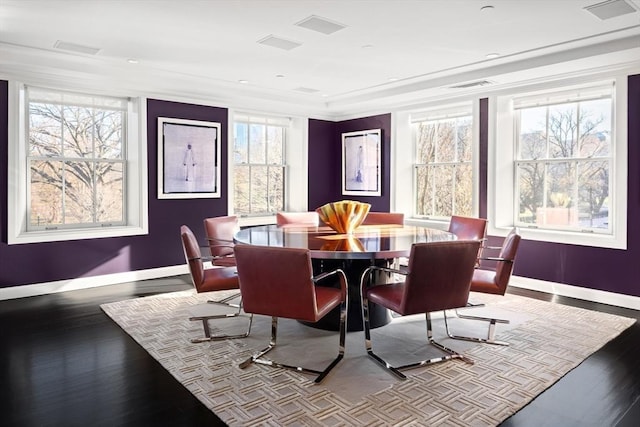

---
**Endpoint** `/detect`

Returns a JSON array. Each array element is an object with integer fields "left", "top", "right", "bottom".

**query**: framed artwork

[
  {"left": 157, "top": 117, "right": 221, "bottom": 199},
  {"left": 341, "top": 129, "right": 381, "bottom": 196}
]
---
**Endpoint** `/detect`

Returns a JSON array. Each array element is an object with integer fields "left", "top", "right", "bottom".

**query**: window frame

[
  {"left": 489, "top": 76, "right": 627, "bottom": 249},
  {"left": 7, "top": 82, "right": 148, "bottom": 244},
  {"left": 228, "top": 109, "right": 308, "bottom": 226},
  {"left": 394, "top": 100, "right": 480, "bottom": 229},
  {"left": 412, "top": 108, "right": 474, "bottom": 220}
]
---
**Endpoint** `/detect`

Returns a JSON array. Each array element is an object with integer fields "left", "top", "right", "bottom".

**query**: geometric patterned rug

[{"left": 101, "top": 290, "right": 635, "bottom": 426}]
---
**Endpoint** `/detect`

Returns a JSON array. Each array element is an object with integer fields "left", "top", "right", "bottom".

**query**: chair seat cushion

[
  {"left": 199, "top": 267, "right": 239, "bottom": 293},
  {"left": 366, "top": 282, "right": 406, "bottom": 314},
  {"left": 470, "top": 268, "right": 502, "bottom": 294}
]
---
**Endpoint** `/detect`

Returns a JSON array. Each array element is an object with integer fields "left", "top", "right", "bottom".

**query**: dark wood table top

[{"left": 234, "top": 223, "right": 455, "bottom": 260}]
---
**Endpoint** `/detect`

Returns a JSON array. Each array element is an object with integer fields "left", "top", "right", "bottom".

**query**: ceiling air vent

[
  {"left": 295, "top": 15, "right": 346, "bottom": 35},
  {"left": 53, "top": 40, "right": 101, "bottom": 55},
  {"left": 257, "top": 35, "right": 302, "bottom": 51},
  {"left": 294, "top": 87, "right": 320, "bottom": 94},
  {"left": 448, "top": 80, "right": 494, "bottom": 89},
  {"left": 585, "top": 0, "right": 637, "bottom": 20}
]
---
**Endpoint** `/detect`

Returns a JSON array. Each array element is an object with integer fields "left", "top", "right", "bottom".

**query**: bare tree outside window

[
  {"left": 27, "top": 88, "right": 126, "bottom": 230},
  {"left": 413, "top": 115, "right": 473, "bottom": 219},
  {"left": 516, "top": 97, "right": 611, "bottom": 231},
  {"left": 233, "top": 117, "right": 285, "bottom": 215}
]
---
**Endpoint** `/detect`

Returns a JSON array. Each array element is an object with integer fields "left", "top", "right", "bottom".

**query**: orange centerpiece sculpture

[{"left": 316, "top": 200, "right": 371, "bottom": 234}]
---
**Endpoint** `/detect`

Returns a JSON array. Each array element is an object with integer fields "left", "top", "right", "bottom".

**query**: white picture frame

[
  {"left": 157, "top": 117, "right": 221, "bottom": 199},
  {"left": 341, "top": 129, "right": 381, "bottom": 196}
]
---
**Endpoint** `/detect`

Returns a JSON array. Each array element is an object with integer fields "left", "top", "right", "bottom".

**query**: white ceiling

[{"left": 1, "top": 0, "right": 639, "bottom": 119}]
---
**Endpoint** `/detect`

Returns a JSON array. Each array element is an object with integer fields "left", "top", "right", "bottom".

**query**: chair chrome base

[
  {"left": 363, "top": 307, "right": 474, "bottom": 380},
  {"left": 443, "top": 308, "right": 510, "bottom": 346},
  {"left": 189, "top": 313, "right": 253, "bottom": 343},
  {"left": 189, "top": 293, "right": 252, "bottom": 343},
  {"left": 207, "top": 291, "right": 242, "bottom": 308},
  {"left": 239, "top": 299, "right": 347, "bottom": 384}
]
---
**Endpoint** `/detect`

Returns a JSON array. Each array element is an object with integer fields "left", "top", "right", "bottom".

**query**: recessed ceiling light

[
  {"left": 388, "top": 77, "right": 399, "bottom": 82},
  {"left": 238, "top": 79, "right": 249, "bottom": 84},
  {"left": 127, "top": 58, "right": 139, "bottom": 64},
  {"left": 275, "top": 74, "right": 285, "bottom": 78},
  {"left": 480, "top": 5, "right": 495, "bottom": 12},
  {"left": 486, "top": 52, "right": 500, "bottom": 59}
]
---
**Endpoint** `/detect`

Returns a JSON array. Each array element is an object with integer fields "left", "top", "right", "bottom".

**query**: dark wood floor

[{"left": 1, "top": 277, "right": 639, "bottom": 427}]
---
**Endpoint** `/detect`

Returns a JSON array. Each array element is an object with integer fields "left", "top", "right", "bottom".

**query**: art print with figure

[
  {"left": 342, "top": 129, "right": 381, "bottom": 196},
  {"left": 158, "top": 117, "right": 221, "bottom": 199}
]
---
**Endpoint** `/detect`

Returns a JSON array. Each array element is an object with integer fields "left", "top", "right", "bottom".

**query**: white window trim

[
  {"left": 393, "top": 100, "right": 480, "bottom": 229},
  {"left": 488, "top": 76, "right": 627, "bottom": 249},
  {"left": 7, "top": 81, "right": 149, "bottom": 244},
  {"left": 228, "top": 109, "right": 309, "bottom": 227}
]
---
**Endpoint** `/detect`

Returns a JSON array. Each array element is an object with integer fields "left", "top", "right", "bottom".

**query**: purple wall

[
  {"left": 479, "top": 98, "right": 489, "bottom": 219},
  {"left": 2, "top": 76, "right": 639, "bottom": 298},
  {"left": 146, "top": 99, "right": 230, "bottom": 265},
  {"left": 307, "top": 119, "right": 338, "bottom": 210},
  {"left": 0, "top": 93, "right": 229, "bottom": 287},
  {"left": 308, "top": 114, "right": 392, "bottom": 212}
]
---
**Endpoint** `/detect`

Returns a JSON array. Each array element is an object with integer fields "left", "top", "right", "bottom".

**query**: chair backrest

[
  {"left": 203, "top": 215, "right": 238, "bottom": 257},
  {"left": 180, "top": 225, "right": 204, "bottom": 289},
  {"left": 234, "top": 245, "right": 320, "bottom": 321},
  {"left": 361, "top": 212, "right": 405, "bottom": 225},
  {"left": 402, "top": 240, "right": 481, "bottom": 315},
  {"left": 276, "top": 211, "right": 319, "bottom": 226},
  {"left": 493, "top": 227, "right": 521, "bottom": 291},
  {"left": 448, "top": 215, "right": 487, "bottom": 241}
]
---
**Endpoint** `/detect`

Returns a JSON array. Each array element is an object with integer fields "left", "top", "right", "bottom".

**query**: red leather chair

[
  {"left": 448, "top": 215, "right": 487, "bottom": 241},
  {"left": 360, "top": 240, "right": 481, "bottom": 380},
  {"left": 362, "top": 212, "right": 406, "bottom": 268},
  {"left": 203, "top": 216, "right": 238, "bottom": 267},
  {"left": 361, "top": 212, "right": 404, "bottom": 225},
  {"left": 234, "top": 244, "right": 348, "bottom": 383},
  {"left": 447, "top": 227, "right": 521, "bottom": 345},
  {"left": 276, "top": 211, "right": 320, "bottom": 226},
  {"left": 180, "top": 225, "right": 252, "bottom": 343},
  {"left": 448, "top": 215, "right": 488, "bottom": 267}
]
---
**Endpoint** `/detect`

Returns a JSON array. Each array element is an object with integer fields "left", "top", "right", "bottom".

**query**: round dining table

[{"left": 234, "top": 223, "right": 455, "bottom": 331}]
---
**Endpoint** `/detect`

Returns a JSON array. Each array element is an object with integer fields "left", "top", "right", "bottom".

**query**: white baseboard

[
  {"left": 2, "top": 268, "right": 639, "bottom": 312},
  {"left": 0, "top": 265, "right": 189, "bottom": 301},
  {"left": 510, "top": 275, "right": 640, "bottom": 311}
]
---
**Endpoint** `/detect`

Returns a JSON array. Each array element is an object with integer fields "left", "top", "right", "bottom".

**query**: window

[
  {"left": 515, "top": 86, "right": 612, "bottom": 232},
  {"left": 491, "top": 78, "right": 627, "bottom": 249},
  {"left": 27, "top": 87, "right": 126, "bottom": 229},
  {"left": 8, "top": 83, "right": 147, "bottom": 244},
  {"left": 412, "top": 106, "right": 474, "bottom": 219},
  {"left": 232, "top": 114, "right": 287, "bottom": 216}
]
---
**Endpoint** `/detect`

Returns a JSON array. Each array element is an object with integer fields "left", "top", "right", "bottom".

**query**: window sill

[
  {"left": 487, "top": 224, "right": 626, "bottom": 250},
  {"left": 404, "top": 217, "right": 449, "bottom": 231},
  {"left": 8, "top": 225, "right": 149, "bottom": 245}
]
